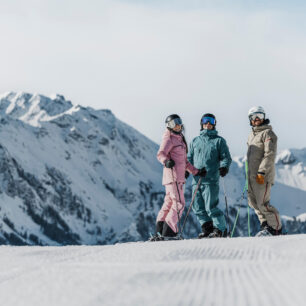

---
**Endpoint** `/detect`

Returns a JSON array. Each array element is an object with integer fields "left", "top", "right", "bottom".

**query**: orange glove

[{"left": 256, "top": 174, "right": 265, "bottom": 185}]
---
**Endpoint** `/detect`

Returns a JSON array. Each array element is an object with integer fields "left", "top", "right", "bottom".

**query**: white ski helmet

[{"left": 248, "top": 106, "right": 265, "bottom": 118}]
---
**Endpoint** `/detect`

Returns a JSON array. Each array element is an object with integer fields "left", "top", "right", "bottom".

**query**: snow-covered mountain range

[{"left": 0, "top": 92, "right": 305, "bottom": 245}]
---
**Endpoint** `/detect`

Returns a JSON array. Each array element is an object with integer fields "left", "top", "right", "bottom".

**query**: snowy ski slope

[{"left": 0, "top": 235, "right": 306, "bottom": 306}]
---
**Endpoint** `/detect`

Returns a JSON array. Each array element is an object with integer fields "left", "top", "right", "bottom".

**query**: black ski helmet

[
  {"left": 165, "top": 114, "right": 181, "bottom": 123},
  {"left": 165, "top": 114, "right": 182, "bottom": 130},
  {"left": 200, "top": 113, "right": 216, "bottom": 130},
  {"left": 165, "top": 114, "right": 188, "bottom": 151}
]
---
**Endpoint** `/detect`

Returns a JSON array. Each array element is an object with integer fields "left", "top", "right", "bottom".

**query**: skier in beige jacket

[{"left": 247, "top": 106, "right": 282, "bottom": 236}]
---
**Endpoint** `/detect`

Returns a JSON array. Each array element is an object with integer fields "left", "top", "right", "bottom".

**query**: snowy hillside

[
  {"left": 0, "top": 235, "right": 306, "bottom": 306},
  {"left": 0, "top": 91, "right": 305, "bottom": 245},
  {"left": 0, "top": 92, "right": 169, "bottom": 245}
]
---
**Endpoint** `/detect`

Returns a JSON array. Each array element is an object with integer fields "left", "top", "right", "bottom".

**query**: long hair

[
  {"left": 181, "top": 125, "right": 188, "bottom": 153},
  {"left": 168, "top": 124, "right": 189, "bottom": 153}
]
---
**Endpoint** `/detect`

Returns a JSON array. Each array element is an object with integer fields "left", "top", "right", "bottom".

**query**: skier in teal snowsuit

[{"left": 188, "top": 113, "right": 232, "bottom": 238}]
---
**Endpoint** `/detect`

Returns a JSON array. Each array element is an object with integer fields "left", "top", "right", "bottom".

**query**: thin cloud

[{"left": 0, "top": 1, "right": 305, "bottom": 155}]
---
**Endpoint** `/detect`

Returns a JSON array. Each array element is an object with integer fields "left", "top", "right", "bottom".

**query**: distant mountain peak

[
  {"left": 276, "top": 149, "right": 297, "bottom": 165},
  {"left": 0, "top": 91, "right": 163, "bottom": 245},
  {"left": 0, "top": 92, "right": 73, "bottom": 127}
]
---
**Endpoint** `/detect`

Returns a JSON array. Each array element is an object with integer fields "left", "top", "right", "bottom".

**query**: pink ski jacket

[{"left": 157, "top": 129, "right": 199, "bottom": 185}]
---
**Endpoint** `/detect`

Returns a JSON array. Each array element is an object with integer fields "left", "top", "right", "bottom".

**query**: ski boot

[
  {"left": 208, "top": 228, "right": 228, "bottom": 238},
  {"left": 256, "top": 221, "right": 282, "bottom": 237},
  {"left": 256, "top": 221, "right": 271, "bottom": 237},
  {"left": 148, "top": 221, "right": 165, "bottom": 241},
  {"left": 148, "top": 233, "right": 165, "bottom": 241},
  {"left": 198, "top": 221, "right": 214, "bottom": 239},
  {"left": 159, "top": 223, "right": 183, "bottom": 241},
  {"left": 255, "top": 229, "right": 272, "bottom": 237}
]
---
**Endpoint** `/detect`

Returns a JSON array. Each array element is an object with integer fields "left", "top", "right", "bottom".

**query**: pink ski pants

[{"left": 156, "top": 182, "right": 185, "bottom": 233}]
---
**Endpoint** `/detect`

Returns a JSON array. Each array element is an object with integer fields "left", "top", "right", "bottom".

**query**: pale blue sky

[
  {"left": 0, "top": 0, "right": 306, "bottom": 155},
  {"left": 119, "top": 0, "right": 306, "bottom": 10}
]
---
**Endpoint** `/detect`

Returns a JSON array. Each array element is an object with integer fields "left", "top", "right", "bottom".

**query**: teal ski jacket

[{"left": 187, "top": 129, "right": 232, "bottom": 185}]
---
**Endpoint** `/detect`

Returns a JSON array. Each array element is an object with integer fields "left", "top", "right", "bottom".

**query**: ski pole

[
  {"left": 180, "top": 177, "right": 202, "bottom": 236},
  {"left": 171, "top": 168, "right": 183, "bottom": 234},
  {"left": 168, "top": 154, "right": 183, "bottom": 234},
  {"left": 221, "top": 177, "right": 231, "bottom": 236},
  {"left": 230, "top": 186, "right": 246, "bottom": 237},
  {"left": 231, "top": 160, "right": 249, "bottom": 237},
  {"left": 247, "top": 205, "right": 251, "bottom": 237},
  {"left": 168, "top": 153, "right": 184, "bottom": 234},
  {"left": 245, "top": 160, "right": 251, "bottom": 237}
]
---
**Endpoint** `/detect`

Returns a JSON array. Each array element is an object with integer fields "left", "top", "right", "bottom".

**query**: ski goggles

[
  {"left": 249, "top": 112, "right": 265, "bottom": 121},
  {"left": 201, "top": 117, "right": 216, "bottom": 125},
  {"left": 166, "top": 117, "right": 183, "bottom": 129}
]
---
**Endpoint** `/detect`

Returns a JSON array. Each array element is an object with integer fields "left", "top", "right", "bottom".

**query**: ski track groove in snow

[{"left": 0, "top": 235, "right": 306, "bottom": 306}]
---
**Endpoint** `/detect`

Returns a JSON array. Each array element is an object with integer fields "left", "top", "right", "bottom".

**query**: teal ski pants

[{"left": 191, "top": 183, "right": 226, "bottom": 232}]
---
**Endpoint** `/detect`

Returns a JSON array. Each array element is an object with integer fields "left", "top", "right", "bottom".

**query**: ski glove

[
  {"left": 256, "top": 173, "right": 265, "bottom": 185},
  {"left": 197, "top": 167, "right": 207, "bottom": 177},
  {"left": 219, "top": 167, "right": 228, "bottom": 177},
  {"left": 185, "top": 171, "right": 190, "bottom": 179},
  {"left": 165, "top": 159, "right": 175, "bottom": 169}
]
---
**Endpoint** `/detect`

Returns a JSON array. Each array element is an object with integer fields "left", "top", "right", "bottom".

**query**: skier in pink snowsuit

[{"left": 152, "top": 114, "right": 206, "bottom": 240}]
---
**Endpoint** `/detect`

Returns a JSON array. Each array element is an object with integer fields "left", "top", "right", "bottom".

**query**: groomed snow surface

[{"left": 1, "top": 235, "right": 306, "bottom": 306}]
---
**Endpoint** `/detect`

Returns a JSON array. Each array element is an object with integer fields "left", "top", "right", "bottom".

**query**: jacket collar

[
  {"left": 200, "top": 129, "right": 218, "bottom": 137},
  {"left": 252, "top": 124, "right": 272, "bottom": 133},
  {"left": 165, "top": 129, "right": 182, "bottom": 139}
]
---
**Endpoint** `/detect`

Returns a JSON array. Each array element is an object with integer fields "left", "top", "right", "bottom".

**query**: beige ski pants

[{"left": 248, "top": 180, "right": 281, "bottom": 231}]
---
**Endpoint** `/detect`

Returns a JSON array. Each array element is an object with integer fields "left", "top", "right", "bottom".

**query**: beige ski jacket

[{"left": 247, "top": 124, "right": 277, "bottom": 184}]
